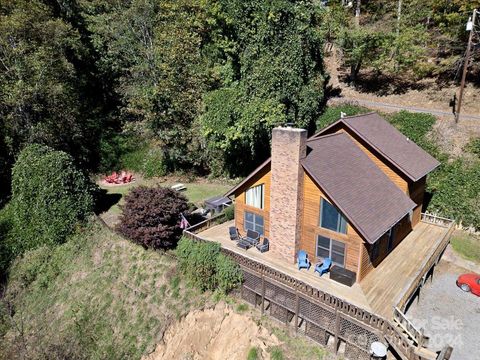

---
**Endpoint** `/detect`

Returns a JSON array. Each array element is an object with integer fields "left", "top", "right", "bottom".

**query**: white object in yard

[
  {"left": 171, "top": 183, "right": 186, "bottom": 191},
  {"left": 466, "top": 16, "right": 473, "bottom": 31},
  {"left": 370, "top": 341, "right": 387, "bottom": 358}
]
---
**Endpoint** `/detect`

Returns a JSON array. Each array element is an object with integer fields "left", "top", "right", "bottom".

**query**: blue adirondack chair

[
  {"left": 314, "top": 258, "right": 332, "bottom": 276},
  {"left": 297, "top": 250, "right": 311, "bottom": 270}
]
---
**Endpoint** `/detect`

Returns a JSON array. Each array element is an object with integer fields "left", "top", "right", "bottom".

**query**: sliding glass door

[{"left": 316, "top": 235, "right": 346, "bottom": 267}]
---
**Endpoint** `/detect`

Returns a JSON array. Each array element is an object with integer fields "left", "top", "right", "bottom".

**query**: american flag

[{"left": 179, "top": 213, "right": 190, "bottom": 229}]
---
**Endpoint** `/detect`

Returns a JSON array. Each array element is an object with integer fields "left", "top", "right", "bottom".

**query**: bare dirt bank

[{"left": 143, "top": 302, "right": 280, "bottom": 360}]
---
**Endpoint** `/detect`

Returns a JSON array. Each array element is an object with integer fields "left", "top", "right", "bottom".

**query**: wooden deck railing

[
  {"left": 396, "top": 215, "right": 455, "bottom": 313},
  {"left": 421, "top": 212, "right": 455, "bottom": 228},
  {"left": 184, "top": 212, "right": 227, "bottom": 234},
  {"left": 390, "top": 213, "right": 455, "bottom": 349},
  {"left": 393, "top": 307, "right": 428, "bottom": 347},
  {"left": 183, "top": 218, "right": 454, "bottom": 360}
]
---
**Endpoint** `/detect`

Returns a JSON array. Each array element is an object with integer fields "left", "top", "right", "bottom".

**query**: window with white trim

[
  {"left": 319, "top": 198, "right": 347, "bottom": 234},
  {"left": 316, "top": 235, "right": 346, "bottom": 267},
  {"left": 244, "top": 211, "right": 264, "bottom": 235},
  {"left": 245, "top": 184, "right": 264, "bottom": 209}
]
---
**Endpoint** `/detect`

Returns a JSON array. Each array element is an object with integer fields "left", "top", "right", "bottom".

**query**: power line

[{"left": 455, "top": 9, "right": 478, "bottom": 123}]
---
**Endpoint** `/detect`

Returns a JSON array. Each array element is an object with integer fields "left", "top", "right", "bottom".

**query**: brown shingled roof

[
  {"left": 303, "top": 132, "right": 416, "bottom": 244},
  {"left": 314, "top": 112, "right": 440, "bottom": 181},
  {"left": 225, "top": 158, "right": 271, "bottom": 197}
]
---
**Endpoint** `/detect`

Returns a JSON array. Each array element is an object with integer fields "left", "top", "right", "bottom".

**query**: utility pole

[{"left": 456, "top": 9, "right": 477, "bottom": 123}]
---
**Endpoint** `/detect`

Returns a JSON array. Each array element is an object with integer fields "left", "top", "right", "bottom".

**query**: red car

[{"left": 456, "top": 273, "right": 480, "bottom": 296}]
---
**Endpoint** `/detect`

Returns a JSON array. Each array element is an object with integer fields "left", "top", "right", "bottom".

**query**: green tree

[
  {"left": 80, "top": 0, "right": 210, "bottom": 171},
  {"left": 199, "top": 0, "right": 326, "bottom": 176},
  {"left": 0, "top": 0, "right": 98, "bottom": 169},
  {"left": 8, "top": 144, "right": 94, "bottom": 257},
  {"left": 337, "top": 27, "right": 383, "bottom": 83}
]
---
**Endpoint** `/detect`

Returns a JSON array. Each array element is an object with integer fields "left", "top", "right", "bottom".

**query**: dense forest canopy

[{"left": 0, "top": 0, "right": 478, "bottom": 201}]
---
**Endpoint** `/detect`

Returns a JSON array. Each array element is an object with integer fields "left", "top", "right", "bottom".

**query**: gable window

[
  {"left": 245, "top": 184, "right": 264, "bottom": 209},
  {"left": 316, "top": 235, "right": 346, "bottom": 267},
  {"left": 319, "top": 198, "right": 347, "bottom": 234},
  {"left": 244, "top": 211, "right": 264, "bottom": 235}
]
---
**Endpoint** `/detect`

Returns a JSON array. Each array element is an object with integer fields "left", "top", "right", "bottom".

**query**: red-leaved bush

[{"left": 117, "top": 186, "right": 189, "bottom": 249}]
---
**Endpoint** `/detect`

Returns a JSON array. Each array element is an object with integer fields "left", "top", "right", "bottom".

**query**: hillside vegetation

[
  {"left": 325, "top": 1, "right": 480, "bottom": 84},
  {"left": 0, "top": 220, "right": 207, "bottom": 360}
]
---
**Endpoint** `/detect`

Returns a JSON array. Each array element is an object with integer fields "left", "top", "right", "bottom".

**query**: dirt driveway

[{"left": 406, "top": 260, "right": 480, "bottom": 360}]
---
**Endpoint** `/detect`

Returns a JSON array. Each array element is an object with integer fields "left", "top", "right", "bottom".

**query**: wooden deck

[
  {"left": 198, "top": 220, "right": 372, "bottom": 310},
  {"left": 360, "top": 221, "right": 451, "bottom": 318},
  {"left": 197, "top": 219, "right": 452, "bottom": 319}
]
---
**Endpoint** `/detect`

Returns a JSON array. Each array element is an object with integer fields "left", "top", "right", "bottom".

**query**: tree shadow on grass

[
  {"left": 338, "top": 70, "right": 429, "bottom": 96},
  {"left": 94, "top": 189, "right": 122, "bottom": 215}
]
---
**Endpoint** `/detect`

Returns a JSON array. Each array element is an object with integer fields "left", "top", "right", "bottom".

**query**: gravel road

[{"left": 406, "top": 260, "right": 480, "bottom": 360}]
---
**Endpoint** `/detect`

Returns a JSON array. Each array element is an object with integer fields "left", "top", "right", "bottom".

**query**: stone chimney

[{"left": 269, "top": 126, "right": 307, "bottom": 264}]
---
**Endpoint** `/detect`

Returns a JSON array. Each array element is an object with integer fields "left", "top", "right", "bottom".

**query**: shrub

[
  {"left": 99, "top": 131, "right": 150, "bottom": 174},
  {"left": 222, "top": 205, "right": 235, "bottom": 221},
  {"left": 120, "top": 144, "right": 150, "bottom": 173},
  {"left": 99, "top": 132, "right": 168, "bottom": 178},
  {"left": 9, "top": 144, "right": 94, "bottom": 256},
  {"left": 177, "top": 238, "right": 220, "bottom": 291},
  {"left": 118, "top": 186, "right": 189, "bottom": 249},
  {"left": 142, "top": 148, "right": 167, "bottom": 178},
  {"left": 465, "top": 137, "right": 480, "bottom": 157},
  {"left": 215, "top": 254, "right": 243, "bottom": 293},
  {"left": 270, "top": 346, "right": 284, "bottom": 360},
  {"left": 176, "top": 237, "right": 243, "bottom": 293},
  {"left": 247, "top": 347, "right": 258, "bottom": 360},
  {"left": 316, "top": 104, "right": 369, "bottom": 130}
]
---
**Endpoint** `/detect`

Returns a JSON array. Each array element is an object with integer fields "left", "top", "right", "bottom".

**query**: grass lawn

[
  {"left": 98, "top": 176, "right": 232, "bottom": 226},
  {"left": 451, "top": 231, "right": 480, "bottom": 265},
  {"left": 0, "top": 220, "right": 209, "bottom": 360}
]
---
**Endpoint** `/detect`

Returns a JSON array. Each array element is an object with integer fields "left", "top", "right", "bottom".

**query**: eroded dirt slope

[{"left": 143, "top": 302, "right": 280, "bottom": 360}]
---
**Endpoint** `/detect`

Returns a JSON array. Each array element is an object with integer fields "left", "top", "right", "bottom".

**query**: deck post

[
  {"left": 261, "top": 272, "right": 265, "bottom": 314},
  {"left": 334, "top": 310, "right": 340, "bottom": 353},
  {"left": 418, "top": 328, "right": 425, "bottom": 347},
  {"left": 294, "top": 292, "right": 299, "bottom": 333}
]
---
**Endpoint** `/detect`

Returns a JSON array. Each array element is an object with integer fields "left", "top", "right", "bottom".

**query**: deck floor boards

[
  {"left": 360, "top": 222, "right": 447, "bottom": 318},
  {"left": 197, "top": 220, "right": 450, "bottom": 319}
]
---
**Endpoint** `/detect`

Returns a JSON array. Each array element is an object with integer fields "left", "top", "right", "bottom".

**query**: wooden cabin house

[{"left": 225, "top": 112, "right": 440, "bottom": 283}]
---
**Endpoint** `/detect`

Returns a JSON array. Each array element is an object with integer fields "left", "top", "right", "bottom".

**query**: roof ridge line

[
  {"left": 306, "top": 131, "right": 345, "bottom": 143},
  {"left": 338, "top": 111, "right": 377, "bottom": 120}
]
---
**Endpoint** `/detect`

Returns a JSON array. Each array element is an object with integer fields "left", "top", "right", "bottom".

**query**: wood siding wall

[
  {"left": 358, "top": 213, "right": 412, "bottom": 281},
  {"left": 234, "top": 164, "right": 271, "bottom": 238},
  {"left": 300, "top": 173, "right": 363, "bottom": 281},
  {"left": 409, "top": 176, "right": 426, "bottom": 227}
]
